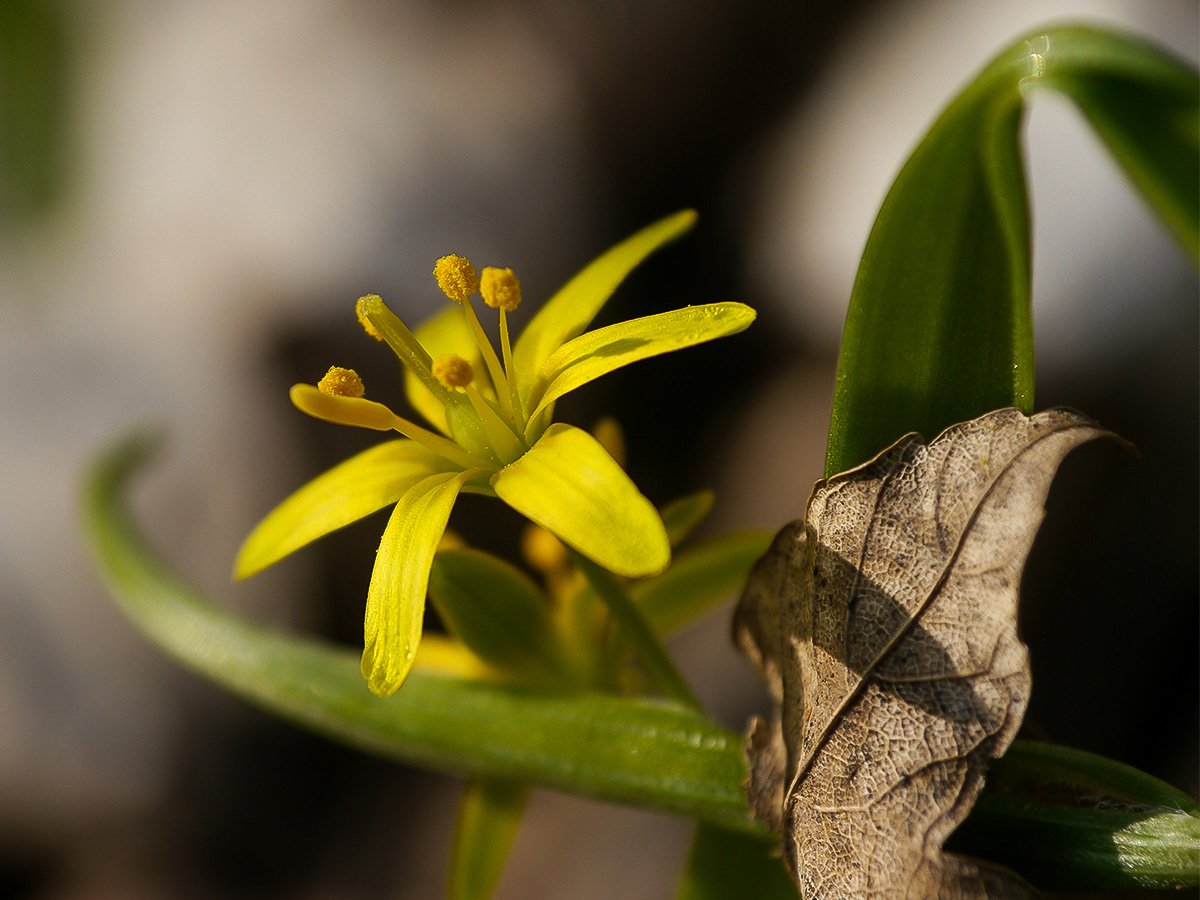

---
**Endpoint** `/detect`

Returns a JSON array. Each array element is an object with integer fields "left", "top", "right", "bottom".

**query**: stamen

[
  {"left": 291, "top": 383, "right": 396, "bottom": 431},
  {"left": 355, "top": 298, "right": 383, "bottom": 341},
  {"left": 317, "top": 366, "right": 366, "bottom": 398},
  {"left": 458, "top": 296, "right": 514, "bottom": 422},
  {"left": 433, "top": 254, "right": 479, "bottom": 303},
  {"left": 462, "top": 383, "right": 526, "bottom": 464},
  {"left": 357, "top": 295, "right": 450, "bottom": 404},
  {"left": 480, "top": 266, "right": 525, "bottom": 427},
  {"left": 480, "top": 267, "right": 521, "bottom": 311},
  {"left": 291, "top": 383, "right": 491, "bottom": 470},
  {"left": 432, "top": 354, "right": 474, "bottom": 389},
  {"left": 498, "top": 309, "right": 525, "bottom": 428}
]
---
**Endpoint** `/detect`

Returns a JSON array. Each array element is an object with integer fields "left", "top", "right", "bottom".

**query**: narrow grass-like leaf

[
  {"left": 634, "top": 531, "right": 773, "bottom": 637},
  {"left": 826, "top": 24, "right": 1199, "bottom": 476},
  {"left": 84, "top": 433, "right": 1199, "bottom": 889},
  {"left": 449, "top": 778, "right": 529, "bottom": 900},
  {"left": 659, "top": 490, "right": 715, "bottom": 548},
  {"left": 949, "top": 741, "right": 1199, "bottom": 890}
]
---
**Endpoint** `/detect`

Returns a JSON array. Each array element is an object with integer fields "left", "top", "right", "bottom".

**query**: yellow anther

[
  {"left": 521, "top": 524, "right": 567, "bottom": 574},
  {"left": 432, "top": 354, "right": 474, "bottom": 389},
  {"left": 317, "top": 366, "right": 365, "bottom": 398},
  {"left": 480, "top": 266, "right": 522, "bottom": 311},
  {"left": 355, "top": 295, "right": 383, "bottom": 341},
  {"left": 433, "top": 254, "right": 479, "bottom": 303}
]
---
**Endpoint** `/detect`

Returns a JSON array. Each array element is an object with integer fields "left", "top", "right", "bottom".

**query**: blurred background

[{"left": 0, "top": 1, "right": 1195, "bottom": 898}]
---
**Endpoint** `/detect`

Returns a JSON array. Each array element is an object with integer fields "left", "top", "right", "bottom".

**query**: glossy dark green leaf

[
  {"left": 949, "top": 741, "right": 1199, "bottom": 891},
  {"left": 826, "top": 24, "right": 1199, "bottom": 476}
]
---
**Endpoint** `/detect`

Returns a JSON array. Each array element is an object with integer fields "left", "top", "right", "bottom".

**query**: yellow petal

[
  {"left": 526, "top": 303, "right": 756, "bottom": 427},
  {"left": 491, "top": 423, "right": 669, "bottom": 578},
  {"left": 234, "top": 440, "right": 451, "bottom": 579},
  {"left": 511, "top": 210, "right": 697, "bottom": 406},
  {"left": 361, "top": 469, "right": 475, "bottom": 696}
]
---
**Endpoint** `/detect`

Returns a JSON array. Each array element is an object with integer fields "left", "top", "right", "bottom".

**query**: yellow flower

[{"left": 234, "top": 211, "right": 755, "bottom": 696}]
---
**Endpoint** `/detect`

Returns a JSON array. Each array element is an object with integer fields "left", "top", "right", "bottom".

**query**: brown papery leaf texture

[{"left": 735, "top": 408, "right": 1117, "bottom": 899}]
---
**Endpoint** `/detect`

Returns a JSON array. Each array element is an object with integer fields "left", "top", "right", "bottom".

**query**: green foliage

[
  {"left": 826, "top": 24, "right": 1198, "bottom": 476},
  {"left": 83, "top": 20, "right": 1198, "bottom": 898}
]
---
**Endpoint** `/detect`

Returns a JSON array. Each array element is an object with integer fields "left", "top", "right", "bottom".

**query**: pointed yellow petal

[
  {"left": 361, "top": 469, "right": 475, "bottom": 696},
  {"left": 234, "top": 441, "right": 451, "bottom": 579},
  {"left": 290, "top": 383, "right": 398, "bottom": 431},
  {"left": 511, "top": 210, "right": 697, "bottom": 405},
  {"left": 526, "top": 303, "right": 756, "bottom": 425},
  {"left": 491, "top": 423, "right": 669, "bottom": 578}
]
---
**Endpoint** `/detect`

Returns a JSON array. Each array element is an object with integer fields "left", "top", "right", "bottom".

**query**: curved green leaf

[
  {"left": 82, "top": 433, "right": 1199, "bottom": 889},
  {"left": 827, "top": 24, "right": 1199, "bottom": 476},
  {"left": 511, "top": 210, "right": 697, "bottom": 404},
  {"left": 634, "top": 531, "right": 773, "bottom": 637}
]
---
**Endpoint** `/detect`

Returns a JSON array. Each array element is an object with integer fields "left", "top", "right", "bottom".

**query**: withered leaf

[{"left": 735, "top": 408, "right": 1117, "bottom": 899}]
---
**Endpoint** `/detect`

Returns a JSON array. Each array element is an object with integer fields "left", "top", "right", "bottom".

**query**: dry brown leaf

[{"left": 734, "top": 408, "right": 1117, "bottom": 899}]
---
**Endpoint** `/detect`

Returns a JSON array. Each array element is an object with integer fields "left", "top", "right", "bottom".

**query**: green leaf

[
  {"left": 511, "top": 210, "right": 697, "bottom": 405},
  {"left": 492, "top": 423, "right": 670, "bottom": 578},
  {"left": 449, "top": 778, "right": 529, "bottom": 900},
  {"left": 1039, "top": 28, "right": 1199, "bottom": 264},
  {"left": 526, "top": 303, "right": 757, "bottom": 427},
  {"left": 826, "top": 24, "right": 1199, "bottom": 476},
  {"left": 676, "top": 824, "right": 797, "bottom": 900},
  {"left": 949, "top": 740, "right": 1199, "bottom": 891},
  {"left": 429, "top": 548, "right": 570, "bottom": 686},
  {"left": 0, "top": 0, "right": 69, "bottom": 223},
  {"left": 84, "top": 433, "right": 1200, "bottom": 890},
  {"left": 84, "top": 434, "right": 755, "bottom": 830},
  {"left": 361, "top": 470, "right": 473, "bottom": 696},
  {"left": 633, "top": 531, "right": 773, "bottom": 636},
  {"left": 233, "top": 440, "right": 450, "bottom": 578}
]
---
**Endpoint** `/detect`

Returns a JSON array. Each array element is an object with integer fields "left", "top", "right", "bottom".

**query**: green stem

[{"left": 569, "top": 550, "right": 701, "bottom": 710}]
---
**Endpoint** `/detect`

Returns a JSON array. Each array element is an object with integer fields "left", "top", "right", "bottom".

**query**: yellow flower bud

[
  {"left": 317, "top": 366, "right": 365, "bottom": 398},
  {"left": 432, "top": 354, "right": 474, "bottom": 389},
  {"left": 480, "top": 266, "right": 522, "bottom": 311},
  {"left": 433, "top": 254, "right": 479, "bottom": 303},
  {"left": 521, "top": 523, "right": 567, "bottom": 574}
]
